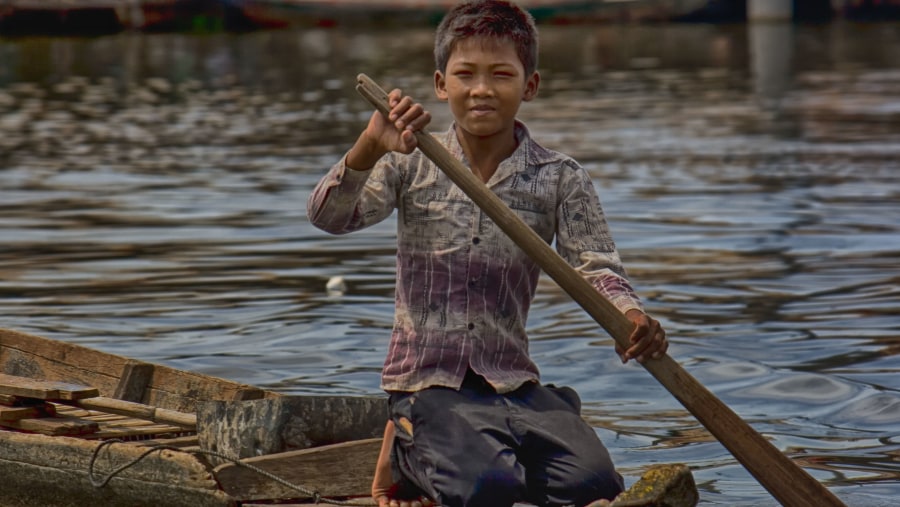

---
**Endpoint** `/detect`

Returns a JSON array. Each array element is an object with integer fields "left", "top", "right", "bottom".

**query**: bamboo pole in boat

[
  {"left": 72, "top": 397, "right": 197, "bottom": 428},
  {"left": 354, "top": 73, "right": 846, "bottom": 507}
]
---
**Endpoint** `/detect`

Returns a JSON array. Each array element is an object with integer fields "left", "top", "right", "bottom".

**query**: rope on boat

[{"left": 88, "top": 438, "right": 360, "bottom": 506}]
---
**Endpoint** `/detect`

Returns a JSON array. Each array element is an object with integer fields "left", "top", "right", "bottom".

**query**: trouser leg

[
  {"left": 388, "top": 378, "right": 623, "bottom": 507},
  {"left": 389, "top": 384, "right": 527, "bottom": 507},
  {"left": 512, "top": 383, "right": 624, "bottom": 506}
]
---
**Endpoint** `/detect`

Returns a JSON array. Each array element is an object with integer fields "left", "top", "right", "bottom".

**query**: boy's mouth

[{"left": 470, "top": 104, "right": 495, "bottom": 115}]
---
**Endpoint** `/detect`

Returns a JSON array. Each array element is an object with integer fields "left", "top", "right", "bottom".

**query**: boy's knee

[
  {"left": 438, "top": 463, "right": 527, "bottom": 507},
  {"left": 527, "top": 454, "right": 623, "bottom": 507},
  {"left": 558, "top": 467, "right": 624, "bottom": 506}
]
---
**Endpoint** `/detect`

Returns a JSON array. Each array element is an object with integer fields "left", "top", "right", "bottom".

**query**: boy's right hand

[
  {"left": 371, "top": 89, "right": 432, "bottom": 154},
  {"left": 347, "top": 89, "right": 431, "bottom": 171}
]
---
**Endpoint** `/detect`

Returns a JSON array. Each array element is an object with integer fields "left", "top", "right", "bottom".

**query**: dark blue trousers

[{"left": 388, "top": 372, "right": 624, "bottom": 507}]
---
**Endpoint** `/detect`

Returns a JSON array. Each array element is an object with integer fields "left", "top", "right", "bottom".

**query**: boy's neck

[{"left": 455, "top": 124, "right": 518, "bottom": 184}]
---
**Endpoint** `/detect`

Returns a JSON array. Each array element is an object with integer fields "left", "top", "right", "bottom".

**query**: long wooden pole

[{"left": 355, "top": 74, "right": 846, "bottom": 507}]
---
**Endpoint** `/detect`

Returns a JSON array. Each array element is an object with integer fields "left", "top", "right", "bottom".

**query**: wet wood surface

[
  {"left": 0, "top": 373, "right": 99, "bottom": 401},
  {"left": 0, "top": 431, "right": 233, "bottom": 507},
  {"left": 0, "top": 328, "right": 273, "bottom": 414},
  {"left": 197, "top": 395, "right": 387, "bottom": 463},
  {"left": 214, "top": 438, "right": 381, "bottom": 502}
]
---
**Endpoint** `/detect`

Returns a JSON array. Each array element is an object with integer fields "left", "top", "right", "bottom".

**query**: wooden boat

[
  {"left": 0, "top": 0, "right": 209, "bottom": 34},
  {"left": 224, "top": 0, "right": 706, "bottom": 28},
  {"left": 0, "top": 327, "right": 698, "bottom": 506}
]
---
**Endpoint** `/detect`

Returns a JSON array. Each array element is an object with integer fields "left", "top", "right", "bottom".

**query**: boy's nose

[{"left": 471, "top": 78, "right": 493, "bottom": 96}]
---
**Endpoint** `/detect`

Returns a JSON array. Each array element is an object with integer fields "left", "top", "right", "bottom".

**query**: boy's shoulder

[
  {"left": 530, "top": 137, "right": 580, "bottom": 171},
  {"left": 514, "top": 124, "right": 584, "bottom": 175}
]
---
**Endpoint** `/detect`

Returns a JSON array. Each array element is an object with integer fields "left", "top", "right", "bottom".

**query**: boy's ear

[
  {"left": 434, "top": 71, "right": 449, "bottom": 101},
  {"left": 523, "top": 71, "right": 540, "bottom": 102}
]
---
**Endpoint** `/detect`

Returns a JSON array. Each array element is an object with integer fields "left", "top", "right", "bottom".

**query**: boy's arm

[
  {"left": 306, "top": 89, "right": 432, "bottom": 233},
  {"left": 555, "top": 164, "right": 643, "bottom": 313},
  {"left": 348, "top": 89, "right": 432, "bottom": 171},
  {"left": 556, "top": 165, "right": 668, "bottom": 363}
]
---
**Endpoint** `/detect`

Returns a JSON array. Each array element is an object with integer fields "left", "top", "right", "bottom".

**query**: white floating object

[{"left": 326, "top": 276, "right": 347, "bottom": 295}]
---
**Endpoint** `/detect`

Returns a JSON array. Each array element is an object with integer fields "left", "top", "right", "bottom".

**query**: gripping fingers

[
  {"left": 394, "top": 102, "right": 428, "bottom": 131},
  {"left": 622, "top": 312, "right": 667, "bottom": 363},
  {"left": 385, "top": 90, "right": 429, "bottom": 132},
  {"left": 632, "top": 324, "right": 666, "bottom": 363},
  {"left": 651, "top": 327, "right": 668, "bottom": 360}
]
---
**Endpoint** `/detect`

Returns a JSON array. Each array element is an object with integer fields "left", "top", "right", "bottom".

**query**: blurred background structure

[
  {"left": 1, "top": 0, "right": 899, "bottom": 34},
  {"left": 1, "top": 1, "right": 898, "bottom": 506}
]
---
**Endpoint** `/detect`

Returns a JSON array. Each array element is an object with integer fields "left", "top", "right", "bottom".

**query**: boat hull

[
  {"left": 0, "top": 431, "right": 234, "bottom": 507},
  {"left": 225, "top": 0, "right": 705, "bottom": 28},
  {"left": 0, "top": 0, "right": 218, "bottom": 34},
  {"left": 0, "top": 327, "right": 698, "bottom": 506}
]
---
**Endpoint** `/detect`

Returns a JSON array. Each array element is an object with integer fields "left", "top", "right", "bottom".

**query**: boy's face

[{"left": 435, "top": 36, "right": 539, "bottom": 141}]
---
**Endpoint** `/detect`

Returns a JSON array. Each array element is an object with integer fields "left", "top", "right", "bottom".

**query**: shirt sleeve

[
  {"left": 554, "top": 160, "right": 644, "bottom": 315},
  {"left": 306, "top": 153, "right": 400, "bottom": 234}
]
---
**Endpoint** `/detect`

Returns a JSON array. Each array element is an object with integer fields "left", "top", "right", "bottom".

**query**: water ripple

[{"left": 1, "top": 22, "right": 898, "bottom": 505}]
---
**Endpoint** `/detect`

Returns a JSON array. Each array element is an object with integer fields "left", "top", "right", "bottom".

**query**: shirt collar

[{"left": 441, "top": 121, "right": 566, "bottom": 182}]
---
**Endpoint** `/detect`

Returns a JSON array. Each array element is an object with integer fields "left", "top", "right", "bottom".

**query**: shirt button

[
  {"left": 472, "top": 237, "right": 480, "bottom": 245},
  {"left": 467, "top": 323, "right": 475, "bottom": 330}
]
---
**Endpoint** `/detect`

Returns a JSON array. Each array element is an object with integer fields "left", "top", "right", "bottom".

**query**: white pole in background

[{"left": 748, "top": 0, "right": 794, "bottom": 21}]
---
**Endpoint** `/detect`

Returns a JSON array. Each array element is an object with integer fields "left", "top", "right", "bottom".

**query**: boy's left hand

[{"left": 618, "top": 309, "right": 668, "bottom": 364}]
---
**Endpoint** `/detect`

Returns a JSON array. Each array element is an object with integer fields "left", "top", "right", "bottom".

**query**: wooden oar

[{"left": 355, "top": 74, "right": 846, "bottom": 507}]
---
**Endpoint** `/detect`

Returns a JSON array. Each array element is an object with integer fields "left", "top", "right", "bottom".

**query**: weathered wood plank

[
  {"left": 90, "top": 425, "right": 190, "bottom": 439},
  {"left": 71, "top": 396, "right": 197, "bottom": 428},
  {"left": 113, "top": 360, "right": 155, "bottom": 403},
  {"left": 0, "top": 430, "right": 234, "bottom": 507},
  {"left": 2, "top": 415, "right": 99, "bottom": 436},
  {"left": 0, "top": 373, "right": 99, "bottom": 400},
  {"left": 213, "top": 438, "right": 381, "bottom": 501},
  {"left": 0, "top": 393, "right": 50, "bottom": 407},
  {"left": 78, "top": 413, "right": 128, "bottom": 423},
  {"left": 123, "top": 434, "right": 200, "bottom": 448},
  {"left": 197, "top": 396, "right": 387, "bottom": 464},
  {"left": 0, "top": 329, "right": 126, "bottom": 396},
  {"left": 0, "top": 393, "right": 21, "bottom": 405},
  {"left": 0, "top": 404, "right": 54, "bottom": 421},
  {"left": 14, "top": 404, "right": 189, "bottom": 441},
  {"left": 0, "top": 328, "right": 278, "bottom": 414},
  {"left": 75, "top": 397, "right": 197, "bottom": 430}
]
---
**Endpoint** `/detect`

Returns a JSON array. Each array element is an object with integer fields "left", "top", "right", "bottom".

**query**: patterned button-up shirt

[{"left": 307, "top": 122, "right": 642, "bottom": 393}]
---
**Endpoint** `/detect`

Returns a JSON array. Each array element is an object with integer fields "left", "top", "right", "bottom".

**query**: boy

[{"left": 307, "top": 1, "right": 668, "bottom": 506}]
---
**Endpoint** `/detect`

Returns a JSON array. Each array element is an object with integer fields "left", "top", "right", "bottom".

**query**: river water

[{"left": 1, "top": 21, "right": 898, "bottom": 506}]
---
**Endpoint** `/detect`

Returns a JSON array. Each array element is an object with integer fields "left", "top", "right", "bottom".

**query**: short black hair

[{"left": 434, "top": 0, "right": 539, "bottom": 76}]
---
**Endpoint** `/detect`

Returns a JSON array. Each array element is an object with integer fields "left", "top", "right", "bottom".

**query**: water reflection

[
  {"left": 1, "top": 21, "right": 899, "bottom": 506},
  {"left": 750, "top": 21, "right": 793, "bottom": 109}
]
